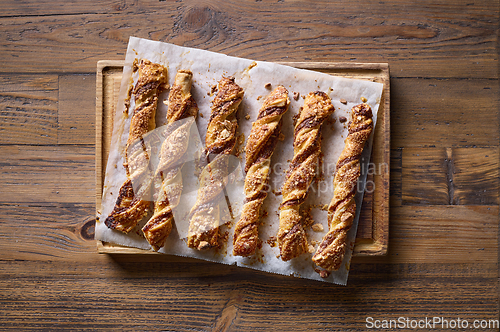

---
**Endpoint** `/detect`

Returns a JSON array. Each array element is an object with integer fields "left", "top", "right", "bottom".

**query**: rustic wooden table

[{"left": 1, "top": 1, "right": 498, "bottom": 331}]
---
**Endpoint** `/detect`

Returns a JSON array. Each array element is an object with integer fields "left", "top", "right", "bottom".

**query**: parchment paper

[{"left": 95, "top": 36, "right": 383, "bottom": 285}]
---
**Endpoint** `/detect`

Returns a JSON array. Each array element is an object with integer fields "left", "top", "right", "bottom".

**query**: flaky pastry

[
  {"left": 104, "top": 59, "right": 168, "bottom": 233},
  {"left": 278, "top": 91, "right": 334, "bottom": 261},
  {"left": 142, "top": 70, "right": 199, "bottom": 251},
  {"left": 312, "top": 103, "right": 373, "bottom": 271},
  {"left": 233, "top": 85, "right": 290, "bottom": 256},
  {"left": 187, "top": 77, "right": 244, "bottom": 250}
]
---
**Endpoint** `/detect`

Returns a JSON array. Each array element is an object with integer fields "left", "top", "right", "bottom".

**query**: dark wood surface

[{"left": 0, "top": 1, "right": 498, "bottom": 331}]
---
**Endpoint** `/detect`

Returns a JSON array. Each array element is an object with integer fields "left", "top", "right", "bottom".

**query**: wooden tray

[{"left": 95, "top": 60, "right": 390, "bottom": 256}]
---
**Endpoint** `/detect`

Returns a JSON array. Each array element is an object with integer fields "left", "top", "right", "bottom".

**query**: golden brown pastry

[
  {"left": 278, "top": 91, "right": 334, "bottom": 261},
  {"left": 104, "top": 59, "right": 168, "bottom": 233},
  {"left": 233, "top": 86, "right": 290, "bottom": 257},
  {"left": 142, "top": 70, "right": 199, "bottom": 251},
  {"left": 187, "top": 77, "right": 244, "bottom": 250},
  {"left": 312, "top": 103, "right": 373, "bottom": 271}
]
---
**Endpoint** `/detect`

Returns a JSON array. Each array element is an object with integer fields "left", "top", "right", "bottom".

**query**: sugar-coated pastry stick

[
  {"left": 142, "top": 70, "right": 198, "bottom": 251},
  {"left": 233, "top": 86, "right": 290, "bottom": 257},
  {"left": 278, "top": 91, "right": 334, "bottom": 261},
  {"left": 312, "top": 103, "right": 373, "bottom": 271},
  {"left": 105, "top": 59, "right": 168, "bottom": 233},
  {"left": 187, "top": 77, "right": 244, "bottom": 250}
]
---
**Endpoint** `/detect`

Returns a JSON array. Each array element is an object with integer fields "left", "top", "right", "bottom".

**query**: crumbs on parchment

[
  {"left": 314, "top": 267, "right": 331, "bottom": 278},
  {"left": 311, "top": 223, "right": 324, "bottom": 232},
  {"left": 266, "top": 236, "right": 277, "bottom": 248}
]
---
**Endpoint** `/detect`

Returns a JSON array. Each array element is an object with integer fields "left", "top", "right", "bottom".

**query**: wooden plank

[
  {"left": 356, "top": 173, "right": 373, "bottom": 239},
  {"left": 402, "top": 148, "right": 449, "bottom": 205},
  {"left": 402, "top": 147, "right": 499, "bottom": 205},
  {"left": 453, "top": 147, "right": 500, "bottom": 205},
  {"left": 57, "top": 74, "right": 96, "bottom": 144},
  {"left": 391, "top": 78, "right": 499, "bottom": 148},
  {"left": 386, "top": 205, "right": 498, "bottom": 264},
  {"left": 0, "top": 0, "right": 497, "bottom": 78},
  {"left": 0, "top": 0, "right": 174, "bottom": 17},
  {"left": 95, "top": 63, "right": 122, "bottom": 209},
  {"left": 390, "top": 148, "right": 403, "bottom": 207},
  {"left": 95, "top": 61, "right": 390, "bottom": 256},
  {"left": 0, "top": 79, "right": 58, "bottom": 145},
  {"left": 0, "top": 145, "right": 95, "bottom": 204},
  {"left": 0, "top": 203, "right": 95, "bottom": 261},
  {"left": 0, "top": 259, "right": 497, "bottom": 330},
  {"left": 0, "top": 75, "right": 58, "bottom": 92}
]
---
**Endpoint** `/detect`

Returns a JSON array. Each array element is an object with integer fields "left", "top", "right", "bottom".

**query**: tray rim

[{"left": 95, "top": 60, "right": 390, "bottom": 256}]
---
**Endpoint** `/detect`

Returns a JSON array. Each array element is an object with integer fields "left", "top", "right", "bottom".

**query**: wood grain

[
  {"left": 453, "top": 148, "right": 500, "bottom": 205},
  {"left": 58, "top": 74, "right": 96, "bottom": 145},
  {"left": 0, "top": 76, "right": 58, "bottom": 145},
  {"left": 0, "top": 259, "right": 497, "bottom": 330},
  {"left": 391, "top": 78, "right": 499, "bottom": 148},
  {"left": 0, "top": 145, "right": 95, "bottom": 204},
  {"left": 0, "top": 0, "right": 497, "bottom": 79},
  {"left": 402, "top": 147, "right": 499, "bottom": 205}
]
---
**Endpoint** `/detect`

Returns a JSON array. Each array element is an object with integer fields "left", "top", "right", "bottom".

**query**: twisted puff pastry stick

[
  {"left": 278, "top": 91, "right": 334, "bottom": 261},
  {"left": 105, "top": 59, "right": 168, "bottom": 233},
  {"left": 312, "top": 103, "right": 373, "bottom": 271},
  {"left": 187, "top": 77, "right": 244, "bottom": 250},
  {"left": 233, "top": 86, "right": 290, "bottom": 257},
  {"left": 142, "top": 70, "right": 199, "bottom": 251}
]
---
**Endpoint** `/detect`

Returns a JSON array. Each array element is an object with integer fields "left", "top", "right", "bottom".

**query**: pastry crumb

[
  {"left": 245, "top": 114, "right": 250, "bottom": 120},
  {"left": 340, "top": 98, "right": 347, "bottom": 105},
  {"left": 361, "top": 96, "right": 367, "bottom": 102},
  {"left": 311, "top": 223, "right": 324, "bottom": 232},
  {"left": 237, "top": 133, "right": 245, "bottom": 145},
  {"left": 264, "top": 83, "right": 272, "bottom": 89},
  {"left": 308, "top": 245, "right": 315, "bottom": 253},
  {"left": 292, "top": 112, "right": 300, "bottom": 126},
  {"left": 319, "top": 270, "right": 331, "bottom": 278},
  {"left": 293, "top": 91, "right": 300, "bottom": 101},
  {"left": 339, "top": 116, "right": 347, "bottom": 123},
  {"left": 267, "top": 236, "right": 277, "bottom": 247},
  {"left": 198, "top": 241, "right": 210, "bottom": 250}
]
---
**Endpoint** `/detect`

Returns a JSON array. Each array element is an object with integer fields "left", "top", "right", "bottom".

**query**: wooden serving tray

[{"left": 95, "top": 60, "right": 390, "bottom": 256}]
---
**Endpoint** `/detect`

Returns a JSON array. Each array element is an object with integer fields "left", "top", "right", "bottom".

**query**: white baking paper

[{"left": 95, "top": 36, "right": 383, "bottom": 285}]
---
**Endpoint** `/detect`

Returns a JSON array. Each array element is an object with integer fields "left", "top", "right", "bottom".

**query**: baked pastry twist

[
  {"left": 104, "top": 59, "right": 168, "bottom": 233},
  {"left": 312, "top": 103, "right": 373, "bottom": 271},
  {"left": 187, "top": 77, "right": 244, "bottom": 250},
  {"left": 233, "top": 86, "right": 290, "bottom": 256},
  {"left": 278, "top": 91, "right": 334, "bottom": 261},
  {"left": 142, "top": 70, "right": 198, "bottom": 251}
]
